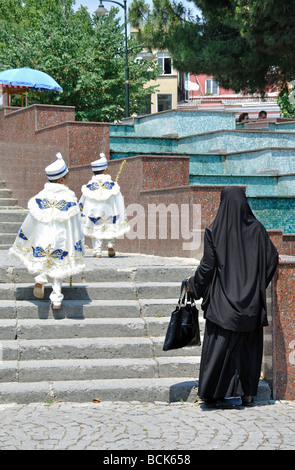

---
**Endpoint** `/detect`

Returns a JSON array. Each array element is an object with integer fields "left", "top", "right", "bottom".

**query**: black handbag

[{"left": 163, "top": 281, "right": 201, "bottom": 351}]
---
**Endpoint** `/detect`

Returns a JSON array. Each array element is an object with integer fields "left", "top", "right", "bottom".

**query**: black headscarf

[{"left": 189, "top": 186, "right": 279, "bottom": 332}]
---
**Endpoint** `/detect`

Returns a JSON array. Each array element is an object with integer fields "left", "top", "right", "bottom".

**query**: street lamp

[{"left": 95, "top": 0, "right": 130, "bottom": 118}]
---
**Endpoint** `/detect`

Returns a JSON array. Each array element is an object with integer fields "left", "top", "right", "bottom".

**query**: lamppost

[{"left": 95, "top": 0, "right": 130, "bottom": 118}]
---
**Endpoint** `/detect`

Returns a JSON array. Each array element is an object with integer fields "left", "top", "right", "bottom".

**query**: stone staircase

[
  {"left": 0, "top": 257, "right": 207, "bottom": 403},
  {"left": 0, "top": 180, "right": 28, "bottom": 250},
  {"left": 0, "top": 177, "right": 271, "bottom": 404}
]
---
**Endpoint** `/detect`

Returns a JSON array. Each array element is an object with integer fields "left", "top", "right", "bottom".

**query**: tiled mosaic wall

[
  {"left": 110, "top": 110, "right": 295, "bottom": 235},
  {"left": 116, "top": 109, "right": 237, "bottom": 137},
  {"left": 248, "top": 197, "right": 295, "bottom": 234},
  {"left": 110, "top": 130, "right": 295, "bottom": 155}
]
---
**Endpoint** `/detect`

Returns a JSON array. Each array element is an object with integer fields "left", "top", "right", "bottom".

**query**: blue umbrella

[{"left": 0, "top": 66, "right": 63, "bottom": 92}]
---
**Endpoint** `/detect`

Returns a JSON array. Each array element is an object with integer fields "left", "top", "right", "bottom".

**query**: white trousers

[
  {"left": 35, "top": 273, "right": 63, "bottom": 305},
  {"left": 92, "top": 239, "right": 114, "bottom": 256}
]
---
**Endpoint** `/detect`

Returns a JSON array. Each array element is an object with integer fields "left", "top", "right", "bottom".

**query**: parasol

[{"left": 0, "top": 66, "right": 63, "bottom": 92}]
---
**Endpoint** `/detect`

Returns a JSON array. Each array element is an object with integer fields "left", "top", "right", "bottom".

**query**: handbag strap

[{"left": 179, "top": 280, "right": 196, "bottom": 307}]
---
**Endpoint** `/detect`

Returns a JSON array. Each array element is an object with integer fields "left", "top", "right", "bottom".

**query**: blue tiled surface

[
  {"left": 177, "top": 130, "right": 295, "bottom": 154},
  {"left": 189, "top": 148, "right": 295, "bottom": 175},
  {"left": 270, "top": 122, "right": 295, "bottom": 132},
  {"left": 111, "top": 131, "right": 295, "bottom": 155},
  {"left": 111, "top": 109, "right": 236, "bottom": 137},
  {"left": 189, "top": 174, "right": 295, "bottom": 197},
  {"left": 248, "top": 197, "right": 295, "bottom": 234},
  {"left": 109, "top": 110, "right": 295, "bottom": 233}
]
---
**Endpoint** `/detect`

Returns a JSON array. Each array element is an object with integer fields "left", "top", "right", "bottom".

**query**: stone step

[
  {"left": 0, "top": 336, "right": 202, "bottom": 361},
  {"left": 0, "top": 298, "right": 200, "bottom": 319},
  {"left": 0, "top": 297, "right": 194, "bottom": 319},
  {"left": 0, "top": 221, "right": 22, "bottom": 233},
  {"left": 0, "top": 245, "right": 16, "bottom": 250},
  {"left": 0, "top": 378, "right": 271, "bottom": 404},
  {"left": 0, "top": 209, "right": 28, "bottom": 222},
  {"left": 0, "top": 317, "right": 145, "bottom": 340},
  {"left": 0, "top": 189, "right": 12, "bottom": 198},
  {"left": 0, "top": 282, "right": 182, "bottom": 301},
  {"left": 0, "top": 356, "right": 201, "bottom": 383},
  {"left": 3, "top": 263, "right": 196, "bottom": 284},
  {"left": 0, "top": 233, "right": 18, "bottom": 244},
  {"left": 0, "top": 198, "right": 18, "bottom": 206},
  {"left": 0, "top": 315, "right": 205, "bottom": 340}
]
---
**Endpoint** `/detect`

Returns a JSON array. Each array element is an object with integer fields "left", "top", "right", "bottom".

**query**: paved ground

[{"left": 0, "top": 399, "right": 295, "bottom": 451}]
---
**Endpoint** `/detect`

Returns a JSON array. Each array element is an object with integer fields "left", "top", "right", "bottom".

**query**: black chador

[{"left": 188, "top": 186, "right": 279, "bottom": 404}]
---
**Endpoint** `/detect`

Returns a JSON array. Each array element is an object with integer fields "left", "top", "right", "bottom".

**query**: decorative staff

[{"left": 115, "top": 159, "right": 127, "bottom": 182}]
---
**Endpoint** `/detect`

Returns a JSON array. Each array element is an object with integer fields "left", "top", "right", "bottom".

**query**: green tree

[
  {"left": 277, "top": 85, "right": 295, "bottom": 118},
  {"left": 0, "top": 0, "right": 159, "bottom": 121},
  {"left": 128, "top": 0, "right": 295, "bottom": 95}
]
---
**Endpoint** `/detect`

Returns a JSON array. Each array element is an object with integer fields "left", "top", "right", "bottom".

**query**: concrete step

[
  {"left": 0, "top": 317, "right": 146, "bottom": 340},
  {"left": 0, "top": 298, "right": 199, "bottom": 319},
  {"left": 0, "top": 336, "right": 202, "bottom": 361},
  {"left": 0, "top": 233, "right": 18, "bottom": 244},
  {"left": 0, "top": 221, "right": 23, "bottom": 233},
  {"left": 0, "top": 282, "right": 182, "bottom": 301},
  {"left": 0, "top": 208, "right": 28, "bottom": 249},
  {"left": 0, "top": 356, "right": 201, "bottom": 383},
  {"left": 0, "top": 209, "right": 28, "bottom": 221},
  {"left": 0, "top": 189, "right": 12, "bottom": 198},
  {"left": 0, "top": 315, "right": 205, "bottom": 340},
  {"left": 0, "top": 378, "right": 271, "bottom": 404},
  {"left": 3, "top": 263, "right": 196, "bottom": 284},
  {"left": 0, "top": 198, "right": 19, "bottom": 206}
]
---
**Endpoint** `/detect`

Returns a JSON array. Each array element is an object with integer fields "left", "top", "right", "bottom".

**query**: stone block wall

[
  {"left": 107, "top": 155, "right": 295, "bottom": 258},
  {"left": 272, "top": 257, "right": 295, "bottom": 400},
  {"left": 0, "top": 104, "right": 109, "bottom": 207}
]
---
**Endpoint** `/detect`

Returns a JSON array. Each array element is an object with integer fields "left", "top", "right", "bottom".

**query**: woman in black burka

[{"left": 188, "top": 186, "right": 279, "bottom": 408}]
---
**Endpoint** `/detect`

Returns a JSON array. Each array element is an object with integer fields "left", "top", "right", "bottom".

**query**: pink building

[{"left": 182, "top": 74, "right": 281, "bottom": 119}]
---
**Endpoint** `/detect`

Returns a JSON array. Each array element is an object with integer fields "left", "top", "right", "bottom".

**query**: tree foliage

[
  {"left": 0, "top": 0, "right": 159, "bottom": 121},
  {"left": 128, "top": 0, "right": 295, "bottom": 95},
  {"left": 277, "top": 85, "right": 295, "bottom": 118}
]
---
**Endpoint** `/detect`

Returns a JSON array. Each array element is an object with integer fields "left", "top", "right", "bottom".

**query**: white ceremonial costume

[
  {"left": 9, "top": 153, "right": 85, "bottom": 307},
  {"left": 79, "top": 155, "right": 130, "bottom": 256}
]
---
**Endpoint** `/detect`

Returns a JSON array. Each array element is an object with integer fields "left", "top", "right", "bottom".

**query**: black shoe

[
  {"left": 203, "top": 398, "right": 218, "bottom": 408},
  {"left": 215, "top": 397, "right": 242, "bottom": 409}
]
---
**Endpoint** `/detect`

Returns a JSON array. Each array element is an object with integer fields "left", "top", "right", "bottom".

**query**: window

[
  {"left": 205, "top": 78, "right": 219, "bottom": 95},
  {"left": 157, "top": 52, "right": 173, "bottom": 75},
  {"left": 137, "top": 94, "right": 152, "bottom": 116},
  {"left": 157, "top": 94, "right": 172, "bottom": 112}
]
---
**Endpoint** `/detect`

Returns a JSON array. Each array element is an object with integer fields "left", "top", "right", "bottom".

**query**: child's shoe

[
  {"left": 33, "top": 282, "right": 44, "bottom": 299},
  {"left": 52, "top": 303, "right": 62, "bottom": 310},
  {"left": 108, "top": 246, "right": 115, "bottom": 257}
]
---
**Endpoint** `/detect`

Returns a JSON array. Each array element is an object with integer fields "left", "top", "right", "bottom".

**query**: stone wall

[
  {"left": 0, "top": 104, "right": 109, "bottom": 207},
  {"left": 107, "top": 155, "right": 295, "bottom": 258},
  {"left": 272, "top": 256, "right": 295, "bottom": 400}
]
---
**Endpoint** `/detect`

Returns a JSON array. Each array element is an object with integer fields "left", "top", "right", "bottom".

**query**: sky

[{"left": 74, "top": 0, "right": 199, "bottom": 20}]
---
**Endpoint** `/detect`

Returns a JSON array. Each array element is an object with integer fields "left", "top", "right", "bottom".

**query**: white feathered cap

[
  {"left": 91, "top": 153, "right": 108, "bottom": 171},
  {"left": 45, "top": 152, "right": 69, "bottom": 180}
]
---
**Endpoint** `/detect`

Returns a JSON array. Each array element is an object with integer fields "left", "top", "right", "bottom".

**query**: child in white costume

[
  {"left": 9, "top": 153, "right": 85, "bottom": 309},
  {"left": 79, "top": 154, "right": 130, "bottom": 257}
]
